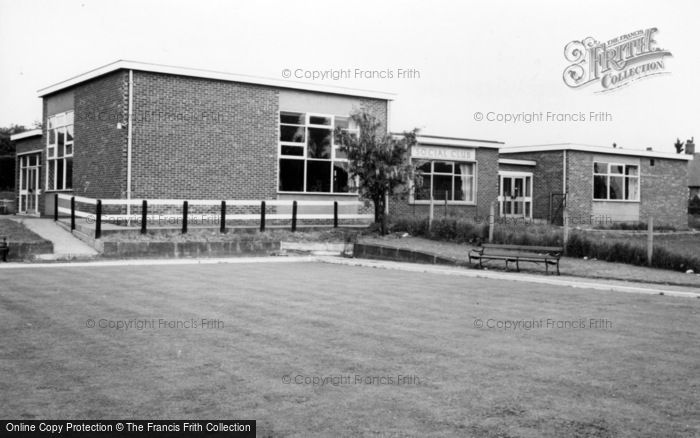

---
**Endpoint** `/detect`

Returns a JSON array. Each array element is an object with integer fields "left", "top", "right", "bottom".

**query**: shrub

[
  {"left": 565, "top": 232, "right": 700, "bottom": 272},
  {"left": 388, "top": 216, "right": 486, "bottom": 243},
  {"left": 593, "top": 221, "right": 676, "bottom": 232}
]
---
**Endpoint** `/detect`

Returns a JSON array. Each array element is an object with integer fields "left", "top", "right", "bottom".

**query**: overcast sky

[{"left": 1, "top": 0, "right": 698, "bottom": 153}]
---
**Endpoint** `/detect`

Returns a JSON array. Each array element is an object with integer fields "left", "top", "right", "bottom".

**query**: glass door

[
  {"left": 499, "top": 173, "right": 533, "bottom": 218},
  {"left": 19, "top": 154, "right": 41, "bottom": 215}
]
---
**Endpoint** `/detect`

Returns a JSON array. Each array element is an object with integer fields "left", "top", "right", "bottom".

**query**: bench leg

[
  {"left": 516, "top": 259, "right": 520, "bottom": 272},
  {"left": 545, "top": 260, "right": 549, "bottom": 275},
  {"left": 556, "top": 261, "right": 560, "bottom": 276}
]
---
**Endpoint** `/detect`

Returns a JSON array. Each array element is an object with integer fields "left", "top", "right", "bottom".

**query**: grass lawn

[
  {"left": 0, "top": 218, "right": 47, "bottom": 242},
  {"left": 362, "top": 235, "right": 700, "bottom": 288},
  {"left": 583, "top": 230, "right": 700, "bottom": 260},
  {"left": 1, "top": 262, "right": 698, "bottom": 437}
]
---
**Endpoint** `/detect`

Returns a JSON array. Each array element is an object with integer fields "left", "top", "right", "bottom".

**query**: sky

[{"left": 1, "top": 0, "right": 699, "bottom": 153}]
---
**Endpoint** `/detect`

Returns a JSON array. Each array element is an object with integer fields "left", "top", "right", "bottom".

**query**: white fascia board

[
  {"left": 10, "top": 129, "right": 42, "bottom": 141},
  {"left": 498, "top": 158, "right": 536, "bottom": 166},
  {"left": 37, "top": 60, "right": 396, "bottom": 101},
  {"left": 501, "top": 143, "right": 693, "bottom": 161}
]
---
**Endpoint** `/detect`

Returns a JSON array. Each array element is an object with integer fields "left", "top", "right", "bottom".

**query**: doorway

[
  {"left": 19, "top": 153, "right": 41, "bottom": 215},
  {"left": 499, "top": 172, "right": 533, "bottom": 219}
]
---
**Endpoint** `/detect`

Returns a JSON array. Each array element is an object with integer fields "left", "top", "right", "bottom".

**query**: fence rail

[{"left": 55, "top": 194, "right": 373, "bottom": 239}]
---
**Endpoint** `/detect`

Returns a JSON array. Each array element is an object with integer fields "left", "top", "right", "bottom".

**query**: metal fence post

[
  {"left": 141, "top": 200, "right": 148, "bottom": 234},
  {"left": 54, "top": 194, "right": 58, "bottom": 221},
  {"left": 647, "top": 216, "right": 654, "bottom": 266},
  {"left": 182, "top": 201, "right": 188, "bottom": 234},
  {"left": 260, "top": 201, "right": 266, "bottom": 232},
  {"left": 95, "top": 200, "right": 102, "bottom": 239},
  {"left": 220, "top": 201, "right": 226, "bottom": 233},
  {"left": 70, "top": 196, "right": 75, "bottom": 231},
  {"left": 334, "top": 201, "right": 338, "bottom": 228},
  {"left": 291, "top": 200, "right": 297, "bottom": 232},
  {"left": 488, "top": 201, "right": 495, "bottom": 243}
]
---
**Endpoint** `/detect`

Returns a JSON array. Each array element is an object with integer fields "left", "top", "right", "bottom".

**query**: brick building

[
  {"left": 12, "top": 60, "right": 392, "bottom": 216},
  {"left": 389, "top": 135, "right": 502, "bottom": 219},
  {"left": 499, "top": 144, "right": 693, "bottom": 228}
]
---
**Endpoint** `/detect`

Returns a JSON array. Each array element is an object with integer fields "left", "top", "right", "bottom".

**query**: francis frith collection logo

[{"left": 563, "top": 28, "right": 672, "bottom": 92}]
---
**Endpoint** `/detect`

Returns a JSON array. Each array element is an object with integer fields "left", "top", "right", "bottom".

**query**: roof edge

[
  {"left": 10, "top": 129, "right": 42, "bottom": 141},
  {"left": 501, "top": 143, "right": 693, "bottom": 161},
  {"left": 37, "top": 60, "right": 396, "bottom": 100}
]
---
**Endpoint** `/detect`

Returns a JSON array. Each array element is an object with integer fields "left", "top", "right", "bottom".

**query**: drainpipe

[{"left": 126, "top": 70, "right": 134, "bottom": 222}]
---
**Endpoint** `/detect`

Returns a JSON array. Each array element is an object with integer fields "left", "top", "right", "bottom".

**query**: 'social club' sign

[{"left": 411, "top": 146, "right": 475, "bottom": 161}]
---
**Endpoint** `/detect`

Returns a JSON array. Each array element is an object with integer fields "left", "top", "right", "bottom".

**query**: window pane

[
  {"left": 308, "top": 128, "right": 331, "bottom": 159},
  {"left": 281, "top": 145, "right": 304, "bottom": 156},
  {"left": 65, "top": 111, "right": 74, "bottom": 125},
  {"left": 48, "top": 160, "right": 55, "bottom": 190},
  {"left": 306, "top": 160, "right": 331, "bottom": 192},
  {"left": 625, "top": 165, "right": 638, "bottom": 176},
  {"left": 57, "top": 128, "right": 65, "bottom": 150},
  {"left": 456, "top": 172, "right": 473, "bottom": 202},
  {"left": 525, "top": 176, "right": 531, "bottom": 196},
  {"left": 280, "top": 112, "right": 304, "bottom": 124},
  {"left": 66, "top": 125, "right": 74, "bottom": 143},
  {"left": 609, "top": 176, "right": 623, "bottom": 199},
  {"left": 593, "top": 162, "right": 608, "bottom": 174},
  {"left": 593, "top": 175, "right": 607, "bottom": 199},
  {"left": 57, "top": 159, "right": 65, "bottom": 190},
  {"left": 415, "top": 174, "right": 431, "bottom": 200},
  {"left": 29, "top": 155, "right": 36, "bottom": 166},
  {"left": 56, "top": 114, "right": 65, "bottom": 127},
  {"left": 280, "top": 125, "right": 305, "bottom": 143},
  {"left": 334, "top": 146, "right": 347, "bottom": 159},
  {"left": 433, "top": 174, "right": 452, "bottom": 200},
  {"left": 309, "top": 115, "right": 331, "bottom": 126},
  {"left": 335, "top": 116, "right": 349, "bottom": 129},
  {"left": 416, "top": 161, "right": 431, "bottom": 174},
  {"left": 625, "top": 176, "right": 639, "bottom": 200},
  {"left": 48, "top": 129, "right": 56, "bottom": 145},
  {"left": 503, "top": 177, "right": 512, "bottom": 197},
  {"left": 48, "top": 147, "right": 55, "bottom": 158},
  {"left": 610, "top": 164, "right": 623, "bottom": 174},
  {"left": 65, "top": 158, "right": 73, "bottom": 189},
  {"left": 514, "top": 178, "right": 524, "bottom": 197},
  {"left": 279, "top": 159, "right": 304, "bottom": 192},
  {"left": 333, "top": 162, "right": 350, "bottom": 193},
  {"left": 433, "top": 161, "right": 452, "bottom": 173},
  {"left": 48, "top": 116, "right": 55, "bottom": 130},
  {"left": 65, "top": 144, "right": 73, "bottom": 156}
]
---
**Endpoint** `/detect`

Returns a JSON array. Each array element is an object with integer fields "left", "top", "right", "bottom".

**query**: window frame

[
  {"left": 277, "top": 111, "right": 357, "bottom": 195},
  {"left": 409, "top": 159, "right": 477, "bottom": 205},
  {"left": 46, "top": 110, "right": 74, "bottom": 192},
  {"left": 592, "top": 161, "right": 640, "bottom": 202}
]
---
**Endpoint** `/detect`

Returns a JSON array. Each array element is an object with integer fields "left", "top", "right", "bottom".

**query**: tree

[
  {"left": 674, "top": 138, "right": 684, "bottom": 154},
  {"left": 335, "top": 109, "right": 419, "bottom": 235},
  {"left": 0, "top": 124, "right": 28, "bottom": 156}
]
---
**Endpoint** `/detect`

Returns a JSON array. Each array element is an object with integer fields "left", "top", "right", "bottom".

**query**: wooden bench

[{"left": 468, "top": 244, "right": 563, "bottom": 275}]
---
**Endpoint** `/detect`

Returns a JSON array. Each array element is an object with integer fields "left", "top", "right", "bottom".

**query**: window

[
  {"left": 278, "top": 112, "right": 357, "bottom": 193},
  {"left": 593, "top": 161, "right": 639, "bottom": 201},
  {"left": 414, "top": 160, "right": 475, "bottom": 202},
  {"left": 47, "top": 111, "right": 74, "bottom": 190}
]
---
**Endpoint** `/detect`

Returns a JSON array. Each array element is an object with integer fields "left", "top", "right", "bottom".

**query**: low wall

[
  {"left": 99, "top": 239, "right": 280, "bottom": 258},
  {"left": 353, "top": 243, "right": 464, "bottom": 267},
  {"left": 4, "top": 240, "right": 54, "bottom": 260}
]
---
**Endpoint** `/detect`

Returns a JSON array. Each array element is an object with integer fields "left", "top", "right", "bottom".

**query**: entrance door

[
  {"left": 499, "top": 173, "right": 533, "bottom": 218},
  {"left": 19, "top": 154, "right": 41, "bottom": 215}
]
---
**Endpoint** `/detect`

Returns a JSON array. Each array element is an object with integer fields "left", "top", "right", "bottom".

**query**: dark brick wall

[
  {"left": 502, "top": 151, "right": 564, "bottom": 220},
  {"left": 130, "top": 71, "right": 279, "bottom": 200},
  {"left": 639, "top": 157, "right": 689, "bottom": 228},
  {"left": 564, "top": 151, "right": 593, "bottom": 223},
  {"left": 73, "top": 71, "right": 128, "bottom": 199}
]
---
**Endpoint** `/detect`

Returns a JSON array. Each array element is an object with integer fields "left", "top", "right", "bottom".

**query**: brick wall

[
  {"left": 502, "top": 151, "right": 564, "bottom": 221},
  {"left": 131, "top": 71, "right": 278, "bottom": 200},
  {"left": 639, "top": 157, "right": 689, "bottom": 229},
  {"left": 73, "top": 71, "right": 129, "bottom": 200},
  {"left": 389, "top": 147, "right": 499, "bottom": 220},
  {"left": 564, "top": 151, "right": 593, "bottom": 224}
]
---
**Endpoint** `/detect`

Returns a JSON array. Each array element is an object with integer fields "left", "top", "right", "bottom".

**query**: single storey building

[
  {"left": 13, "top": 60, "right": 394, "bottom": 217},
  {"left": 499, "top": 143, "right": 693, "bottom": 228}
]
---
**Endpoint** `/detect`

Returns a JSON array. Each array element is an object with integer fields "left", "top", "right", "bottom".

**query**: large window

[
  {"left": 593, "top": 162, "right": 639, "bottom": 201},
  {"left": 47, "top": 111, "right": 74, "bottom": 191},
  {"left": 278, "top": 112, "right": 357, "bottom": 193},
  {"left": 414, "top": 160, "right": 475, "bottom": 202}
]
